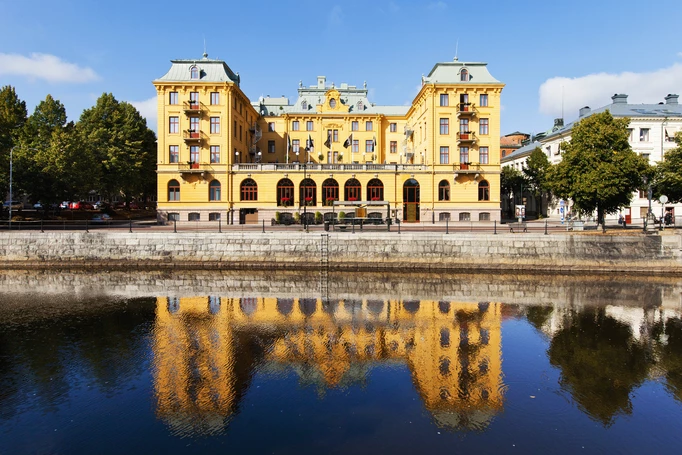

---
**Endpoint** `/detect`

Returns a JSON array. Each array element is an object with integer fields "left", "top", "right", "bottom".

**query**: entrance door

[{"left": 403, "top": 179, "right": 420, "bottom": 222}]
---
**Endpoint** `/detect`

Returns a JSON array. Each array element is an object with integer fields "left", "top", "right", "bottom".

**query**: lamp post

[
  {"left": 235, "top": 151, "right": 240, "bottom": 164},
  {"left": 303, "top": 161, "right": 308, "bottom": 232}
]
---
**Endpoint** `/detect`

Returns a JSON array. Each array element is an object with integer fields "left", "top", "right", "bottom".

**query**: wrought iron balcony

[
  {"left": 183, "top": 101, "right": 202, "bottom": 114},
  {"left": 457, "top": 103, "right": 476, "bottom": 116},
  {"left": 453, "top": 162, "right": 482, "bottom": 175},
  {"left": 457, "top": 131, "right": 477, "bottom": 143},
  {"left": 183, "top": 130, "right": 202, "bottom": 143}
]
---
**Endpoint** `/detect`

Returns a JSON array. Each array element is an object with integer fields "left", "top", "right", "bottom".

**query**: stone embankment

[{"left": 0, "top": 231, "right": 680, "bottom": 274}]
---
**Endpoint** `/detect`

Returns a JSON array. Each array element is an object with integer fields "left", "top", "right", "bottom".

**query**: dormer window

[
  {"left": 460, "top": 68, "right": 469, "bottom": 82},
  {"left": 302, "top": 100, "right": 308, "bottom": 110},
  {"left": 329, "top": 98, "right": 337, "bottom": 108},
  {"left": 357, "top": 101, "right": 363, "bottom": 111},
  {"left": 190, "top": 66, "right": 199, "bottom": 79}
]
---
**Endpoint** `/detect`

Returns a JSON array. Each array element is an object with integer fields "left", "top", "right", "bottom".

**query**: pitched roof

[
  {"left": 155, "top": 54, "right": 240, "bottom": 85},
  {"left": 423, "top": 61, "right": 502, "bottom": 85}
]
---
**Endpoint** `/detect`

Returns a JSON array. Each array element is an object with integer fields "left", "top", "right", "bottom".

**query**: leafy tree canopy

[
  {"left": 0, "top": 86, "right": 27, "bottom": 196},
  {"left": 523, "top": 147, "right": 551, "bottom": 197},
  {"left": 548, "top": 111, "right": 649, "bottom": 225},
  {"left": 653, "top": 132, "right": 682, "bottom": 203}
]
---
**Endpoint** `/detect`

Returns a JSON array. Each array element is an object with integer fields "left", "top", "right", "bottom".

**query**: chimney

[
  {"left": 317, "top": 76, "right": 326, "bottom": 89},
  {"left": 554, "top": 118, "right": 564, "bottom": 128},
  {"left": 579, "top": 106, "right": 591, "bottom": 117},
  {"left": 611, "top": 93, "right": 628, "bottom": 104},
  {"left": 665, "top": 94, "right": 679, "bottom": 105}
]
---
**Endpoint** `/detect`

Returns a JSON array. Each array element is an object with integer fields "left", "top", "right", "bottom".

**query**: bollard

[
  {"left": 63, "top": 219, "right": 66, "bottom": 231},
  {"left": 494, "top": 220, "right": 497, "bottom": 235},
  {"left": 544, "top": 220, "right": 548, "bottom": 235},
  {"left": 352, "top": 219, "right": 355, "bottom": 234},
  {"left": 41, "top": 219, "right": 44, "bottom": 233},
  {"left": 85, "top": 218, "right": 89, "bottom": 233},
  {"left": 446, "top": 219, "right": 449, "bottom": 234},
  {"left": 262, "top": 220, "right": 265, "bottom": 233},
  {"left": 219, "top": 218, "right": 222, "bottom": 233},
  {"left": 398, "top": 219, "right": 401, "bottom": 234},
  {"left": 174, "top": 219, "right": 177, "bottom": 233},
  {"left": 129, "top": 219, "right": 133, "bottom": 233}
]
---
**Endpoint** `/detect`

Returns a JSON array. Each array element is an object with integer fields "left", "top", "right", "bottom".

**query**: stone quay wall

[{"left": 0, "top": 231, "right": 680, "bottom": 274}]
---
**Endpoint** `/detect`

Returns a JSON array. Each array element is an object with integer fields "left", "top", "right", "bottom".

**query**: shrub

[
  {"left": 338, "top": 211, "right": 346, "bottom": 221},
  {"left": 275, "top": 211, "right": 281, "bottom": 224},
  {"left": 293, "top": 212, "right": 301, "bottom": 224},
  {"left": 315, "top": 211, "right": 323, "bottom": 224}
]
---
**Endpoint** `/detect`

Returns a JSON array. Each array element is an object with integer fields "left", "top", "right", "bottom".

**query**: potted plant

[
  {"left": 304, "top": 196, "right": 313, "bottom": 206},
  {"left": 280, "top": 196, "right": 290, "bottom": 207},
  {"left": 338, "top": 153, "right": 343, "bottom": 162},
  {"left": 318, "top": 153, "right": 324, "bottom": 161},
  {"left": 325, "top": 197, "right": 336, "bottom": 207},
  {"left": 371, "top": 197, "right": 381, "bottom": 201}
]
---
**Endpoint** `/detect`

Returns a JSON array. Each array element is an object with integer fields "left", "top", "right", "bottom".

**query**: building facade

[
  {"left": 500, "top": 131, "right": 530, "bottom": 159},
  {"left": 154, "top": 55, "right": 504, "bottom": 224},
  {"left": 502, "top": 94, "right": 682, "bottom": 223}
]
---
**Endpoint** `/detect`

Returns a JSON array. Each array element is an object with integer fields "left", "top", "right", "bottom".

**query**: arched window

[
  {"left": 168, "top": 179, "right": 180, "bottom": 201},
  {"left": 478, "top": 180, "right": 490, "bottom": 201},
  {"left": 209, "top": 180, "right": 221, "bottom": 201},
  {"left": 190, "top": 66, "right": 199, "bottom": 79},
  {"left": 322, "top": 178, "right": 339, "bottom": 206},
  {"left": 344, "top": 178, "right": 361, "bottom": 201},
  {"left": 301, "top": 100, "right": 308, "bottom": 110},
  {"left": 367, "top": 178, "right": 384, "bottom": 201},
  {"left": 329, "top": 98, "right": 337, "bottom": 109},
  {"left": 240, "top": 178, "right": 258, "bottom": 201},
  {"left": 357, "top": 101, "right": 364, "bottom": 111},
  {"left": 438, "top": 180, "right": 450, "bottom": 201},
  {"left": 299, "top": 178, "right": 317, "bottom": 206},
  {"left": 277, "top": 178, "right": 294, "bottom": 206},
  {"left": 460, "top": 68, "right": 469, "bottom": 82}
]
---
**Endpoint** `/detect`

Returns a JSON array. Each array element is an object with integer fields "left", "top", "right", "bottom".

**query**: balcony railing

[
  {"left": 457, "top": 131, "right": 477, "bottom": 143},
  {"left": 457, "top": 103, "right": 476, "bottom": 115},
  {"left": 183, "top": 101, "right": 202, "bottom": 114},
  {"left": 183, "top": 130, "right": 202, "bottom": 142},
  {"left": 178, "top": 163, "right": 214, "bottom": 175},
  {"left": 231, "top": 163, "right": 426, "bottom": 172},
  {"left": 453, "top": 162, "right": 482, "bottom": 174}
]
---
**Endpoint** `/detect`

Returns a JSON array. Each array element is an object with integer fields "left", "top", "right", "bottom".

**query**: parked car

[
  {"left": 69, "top": 201, "right": 94, "bottom": 210},
  {"left": 33, "top": 202, "right": 43, "bottom": 210},
  {"left": 93, "top": 201, "right": 110, "bottom": 211},
  {"left": 60, "top": 201, "right": 70, "bottom": 209},
  {"left": 3, "top": 201, "right": 22, "bottom": 210},
  {"left": 91, "top": 214, "right": 111, "bottom": 223}
]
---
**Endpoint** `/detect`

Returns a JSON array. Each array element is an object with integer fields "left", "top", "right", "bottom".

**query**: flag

[
  {"left": 372, "top": 136, "right": 376, "bottom": 152},
  {"left": 324, "top": 130, "right": 331, "bottom": 148},
  {"left": 306, "top": 134, "right": 313, "bottom": 151},
  {"left": 287, "top": 134, "right": 291, "bottom": 153},
  {"left": 343, "top": 133, "right": 353, "bottom": 149}
]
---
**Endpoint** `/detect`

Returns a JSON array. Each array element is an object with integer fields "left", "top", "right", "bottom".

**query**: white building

[{"left": 502, "top": 94, "right": 682, "bottom": 223}]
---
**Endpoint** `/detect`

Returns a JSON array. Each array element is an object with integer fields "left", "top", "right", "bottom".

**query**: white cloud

[
  {"left": 328, "top": 5, "right": 343, "bottom": 28},
  {"left": 427, "top": 1, "right": 447, "bottom": 10},
  {"left": 0, "top": 53, "right": 99, "bottom": 83},
  {"left": 539, "top": 63, "right": 682, "bottom": 119},
  {"left": 130, "top": 97, "right": 157, "bottom": 131}
]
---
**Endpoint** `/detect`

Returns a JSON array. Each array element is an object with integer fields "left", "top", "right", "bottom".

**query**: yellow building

[
  {"left": 154, "top": 55, "right": 504, "bottom": 224},
  {"left": 152, "top": 296, "right": 504, "bottom": 434}
]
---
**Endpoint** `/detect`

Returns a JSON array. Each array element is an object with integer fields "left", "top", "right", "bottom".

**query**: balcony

[
  {"left": 231, "top": 163, "right": 426, "bottom": 172},
  {"left": 183, "top": 101, "right": 202, "bottom": 114},
  {"left": 457, "top": 103, "right": 476, "bottom": 116},
  {"left": 183, "top": 130, "right": 202, "bottom": 143},
  {"left": 457, "top": 131, "right": 477, "bottom": 143},
  {"left": 179, "top": 163, "right": 213, "bottom": 179},
  {"left": 453, "top": 162, "right": 482, "bottom": 176}
]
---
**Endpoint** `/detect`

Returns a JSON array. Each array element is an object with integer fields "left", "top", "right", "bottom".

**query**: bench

[{"left": 509, "top": 222, "right": 528, "bottom": 233}]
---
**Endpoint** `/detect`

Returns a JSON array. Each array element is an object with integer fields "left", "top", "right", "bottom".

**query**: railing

[
  {"left": 457, "top": 103, "right": 476, "bottom": 114},
  {"left": 231, "top": 163, "right": 426, "bottom": 172},
  {"left": 183, "top": 130, "right": 202, "bottom": 141},
  {"left": 178, "top": 163, "right": 214, "bottom": 173},
  {"left": 183, "top": 101, "right": 202, "bottom": 113},
  {"left": 457, "top": 131, "right": 477, "bottom": 142}
]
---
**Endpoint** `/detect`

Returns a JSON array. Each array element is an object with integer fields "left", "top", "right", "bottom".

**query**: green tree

[
  {"left": 548, "top": 111, "right": 648, "bottom": 229},
  {"left": 0, "top": 86, "right": 28, "bottom": 198},
  {"left": 77, "top": 93, "right": 156, "bottom": 206},
  {"left": 500, "top": 165, "right": 526, "bottom": 216},
  {"left": 653, "top": 132, "right": 682, "bottom": 203}
]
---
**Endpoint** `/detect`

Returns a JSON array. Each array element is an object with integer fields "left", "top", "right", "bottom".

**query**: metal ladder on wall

[{"left": 319, "top": 234, "right": 329, "bottom": 301}]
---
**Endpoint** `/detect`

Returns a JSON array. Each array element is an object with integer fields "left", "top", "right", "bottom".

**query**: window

[
  {"left": 365, "top": 140, "right": 373, "bottom": 153},
  {"left": 190, "top": 117, "right": 200, "bottom": 134},
  {"left": 292, "top": 121, "right": 299, "bottom": 131},
  {"left": 440, "top": 118, "right": 449, "bottom": 135},
  {"left": 438, "top": 146, "right": 449, "bottom": 164},
  {"left": 438, "top": 180, "right": 450, "bottom": 201},
  {"left": 210, "top": 145, "right": 220, "bottom": 163},
  {"left": 460, "top": 93, "right": 469, "bottom": 111},
  {"left": 351, "top": 121, "right": 358, "bottom": 131},
  {"left": 480, "top": 94, "right": 488, "bottom": 107},
  {"left": 210, "top": 92, "right": 219, "bottom": 105},
  {"left": 479, "top": 212, "right": 490, "bottom": 221},
  {"left": 168, "top": 213, "right": 180, "bottom": 222},
  {"left": 366, "top": 121, "right": 373, "bottom": 131},
  {"left": 439, "top": 213, "right": 450, "bottom": 221},
  {"left": 460, "top": 147, "right": 469, "bottom": 163},
  {"left": 277, "top": 178, "right": 294, "bottom": 206},
  {"left": 169, "top": 145, "right": 179, "bottom": 163},
  {"left": 240, "top": 178, "right": 258, "bottom": 201},
  {"left": 390, "top": 123, "right": 397, "bottom": 132},
  {"left": 332, "top": 129, "right": 339, "bottom": 142},
  {"left": 209, "top": 213, "right": 221, "bottom": 221},
  {"left": 168, "top": 180, "right": 180, "bottom": 201},
  {"left": 440, "top": 94, "right": 449, "bottom": 107},
  {"left": 322, "top": 178, "right": 339, "bottom": 205},
  {"left": 239, "top": 124, "right": 242, "bottom": 141},
  {"left": 329, "top": 98, "right": 337, "bottom": 108},
  {"left": 627, "top": 128, "right": 634, "bottom": 142},
  {"left": 268, "top": 140, "right": 275, "bottom": 154},
  {"left": 190, "top": 66, "right": 199, "bottom": 79},
  {"left": 306, "top": 121, "right": 314, "bottom": 131},
  {"left": 480, "top": 147, "right": 489, "bottom": 164},
  {"left": 169, "top": 92, "right": 178, "bottom": 105},
  {"left": 344, "top": 178, "right": 361, "bottom": 201},
  {"left": 189, "top": 92, "right": 199, "bottom": 105},
  {"left": 169, "top": 117, "right": 179, "bottom": 134},
  {"left": 190, "top": 146, "right": 199, "bottom": 163},
  {"left": 459, "top": 212, "right": 471, "bottom": 221},
  {"left": 209, "top": 180, "right": 221, "bottom": 201},
  {"left": 640, "top": 128, "right": 649, "bottom": 142},
  {"left": 367, "top": 178, "right": 384, "bottom": 201},
  {"left": 302, "top": 100, "right": 308, "bottom": 110},
  {"left": 233, "top": 120, "right": 237, "bottom": 137},
  {"left": 478, "top": 180, "right": 490, "bottom": 201},
  {"left": 352, "top": 140, "right": 359, "bottom": 153},
  {"left": 268, "top": 122, "right": 275, "bottom": 132},
  {"left": 188, "top": 213, "right": 200, "bottom": 221},
  {"left": 299, "top": 178, "right": 316, "bottom": 206},
  {"left": 460, "top": 118, "right": 469, "bottom": 133},
  {"left": 210, "top": 117, "right": 220, "bottom": 134},
  {"left": 357, "top": 101, "right": 363, "bottom": 111},
  {"left": 480, "top": 118, "right": 489, "bottom": 135},
  {"left": 390, "top": 141, "right": 397, "bottom": 153},
  {"left": 460, "top": 68, "right": 469, "bottom": 81},
  {"left": 292, "top": 139, "right": 300, "bottom": 154}
]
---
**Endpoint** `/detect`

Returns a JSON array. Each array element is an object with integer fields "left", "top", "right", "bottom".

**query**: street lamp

[{"left": 235, "top": 151, "right": 240, "bottom": 164}]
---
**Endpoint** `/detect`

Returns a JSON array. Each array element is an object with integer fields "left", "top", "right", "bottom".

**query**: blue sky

[{"left": 1, "top": 0, "right": 681, "bottom": 137}]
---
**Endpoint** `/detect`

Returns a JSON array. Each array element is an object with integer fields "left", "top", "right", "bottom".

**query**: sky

[{"left": 1, "top": 0, "right": 681, "bottom": 137}]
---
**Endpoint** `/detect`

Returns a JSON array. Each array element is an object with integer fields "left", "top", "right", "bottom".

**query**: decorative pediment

[{"left": 320, "top": 89, "right": 350, "bottom": 113}]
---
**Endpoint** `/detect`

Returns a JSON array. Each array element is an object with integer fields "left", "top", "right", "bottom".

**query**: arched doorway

[{"left": 403, "top": 179, "right": 420, "bottom": 222}]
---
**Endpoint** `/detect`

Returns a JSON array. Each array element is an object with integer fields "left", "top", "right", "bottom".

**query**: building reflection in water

[{"left": 152, "top": 297, "right": 504, "bottom": 435}]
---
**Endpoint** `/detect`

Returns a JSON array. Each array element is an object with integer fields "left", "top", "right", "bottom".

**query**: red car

[{"left": 69, "top": 201, "right": 93, "bottom": 210}]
